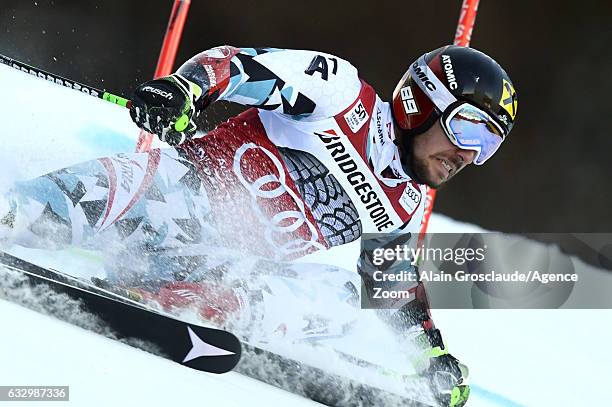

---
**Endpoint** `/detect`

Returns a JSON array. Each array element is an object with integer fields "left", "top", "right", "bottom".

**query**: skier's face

[{"left": 408, "top": 121, "right": 476, "bottom": 188}]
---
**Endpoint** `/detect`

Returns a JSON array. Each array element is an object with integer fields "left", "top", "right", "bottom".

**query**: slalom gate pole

[
  {"left": 135, "top": 0, "right": 191, "bottom": 153},
  {"left": 418, "top": 0, "right": 480, "bottom": 236},
  {"left": 153, "top": 0, "right": 192, "bottom": 79},
  {"left": 0, "top": 53, "right": 131, "bottom": 108}
]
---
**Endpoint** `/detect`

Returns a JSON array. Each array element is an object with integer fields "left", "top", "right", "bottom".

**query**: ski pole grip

[{"left": 102, "top": 92, "right": 131, "bottom": 108}]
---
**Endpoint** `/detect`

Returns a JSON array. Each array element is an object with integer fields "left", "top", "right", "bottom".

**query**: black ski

[
  {"left": 0, "top": 250, "right": 433, "bottom": 405},
  {"left": 0, "top": 251, "right": 241, "bottom": 374}
]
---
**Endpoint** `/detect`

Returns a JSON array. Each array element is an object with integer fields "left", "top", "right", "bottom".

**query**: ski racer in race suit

[{"left": 0, "top": 45, "right": 517, "bottom": 407}]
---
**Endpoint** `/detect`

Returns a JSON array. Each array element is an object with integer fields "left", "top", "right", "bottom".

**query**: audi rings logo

[{"left": 233, "top": 143, "right": 326, "bottom": 257}]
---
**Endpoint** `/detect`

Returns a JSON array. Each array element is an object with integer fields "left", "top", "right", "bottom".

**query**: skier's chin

[
  {"left": 421, "top": 172, "right": 446, "bottom": 189},
  {"left": 411, "top": 157, "right": 447, "bottom": 189}
]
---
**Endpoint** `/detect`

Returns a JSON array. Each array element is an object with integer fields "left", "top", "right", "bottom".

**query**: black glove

[{"left": 130, "top": 74, "right": 202, "bottom": 146}]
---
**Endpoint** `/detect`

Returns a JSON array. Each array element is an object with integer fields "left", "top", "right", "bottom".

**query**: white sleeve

[{"left": 219, "top": 48, "right": 362, "bottom": 121}]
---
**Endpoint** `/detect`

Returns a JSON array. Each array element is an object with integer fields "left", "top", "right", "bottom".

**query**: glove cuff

[{"left": 167, "top": 74, "right": 203, "bottom": 103}]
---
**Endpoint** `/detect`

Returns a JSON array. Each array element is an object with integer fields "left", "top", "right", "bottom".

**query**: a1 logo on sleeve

[
  {"left": 344, "top": 100, "right": 369, "bottom": 133},
  {"left": 399, "top": 182, "right": 422, "bottom": 214}
]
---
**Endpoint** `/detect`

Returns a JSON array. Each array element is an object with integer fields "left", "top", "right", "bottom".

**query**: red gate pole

[
  {"left": 418, "top": 0, "right": 480, "bottom": 236},
  {"left": 135, "top": 0, "right": 192, "bottom": 153}
]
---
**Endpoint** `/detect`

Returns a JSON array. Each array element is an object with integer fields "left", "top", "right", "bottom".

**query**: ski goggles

[
  {"left": 440, "top": 102, "right": 505, "bottom": 165},
  {"left": 408, "top": 56, "right": 507, "bottom": 165}
]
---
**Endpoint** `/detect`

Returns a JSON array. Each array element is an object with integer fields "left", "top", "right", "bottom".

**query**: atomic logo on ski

[{"left": 182, "top": 326, "right": 236, "bottom": 363}]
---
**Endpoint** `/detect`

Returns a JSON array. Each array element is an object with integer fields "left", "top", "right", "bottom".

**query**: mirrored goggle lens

[{"left": 444, "top": 104, "right": 505, "bottom": 165}]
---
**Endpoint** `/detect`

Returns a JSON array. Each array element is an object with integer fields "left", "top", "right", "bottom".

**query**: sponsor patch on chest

[
  {"left": 399, "top": 183, "right": 422, "bottom": 214},
  {"left": 344, "top": 100, "right": 369, "bottom": 133}
]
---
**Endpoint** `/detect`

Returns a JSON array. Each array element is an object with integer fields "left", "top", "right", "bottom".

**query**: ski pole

[
  {"left": 0, "top": 53, "right": 190, "bottom": 132},
  {"left": 0, "top": 53, "right": 131, "bottom": 109}
]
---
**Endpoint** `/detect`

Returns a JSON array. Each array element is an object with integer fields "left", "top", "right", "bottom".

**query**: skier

[{"left": 0, "top": 44, "right": 517, "bottom": 407}]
